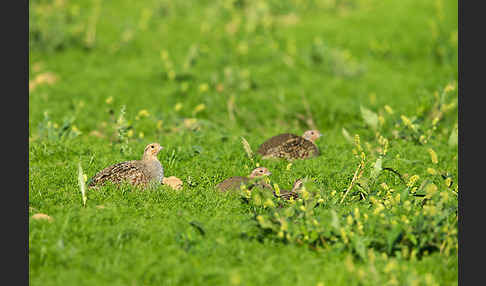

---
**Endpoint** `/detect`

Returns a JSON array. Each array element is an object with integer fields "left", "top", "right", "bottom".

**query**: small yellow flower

[
  {"left": 127, "top": 130, "right": 134, "bottom": 137},
  {"left": 346, "top": 215, "right": 353, "bottom": 225},
  {"left": 444, "top": 82, "right": 456, "bottom": 93},
  {"left": 138, "top": 132, "right": 144, "bottom": 139},
  {"left": 273, "top": 183, "right": 280, "bottom": 196},
  {"left": 256, "top": 215, "right": 264, "bottom": 223},
  {"left": 138, "top": 109, "right": 150, "bottom": 118},
  {"left": 174, "top": 103, "right": 183, "bottom": 111},
  {"left": 157, "top": 120, "right": 163, "bottom": 130},
  {"left": 83, "top": 174, "right": 87, "bottom": 182},
  {"left": 444, "top": 177, "right": 452, "bottom": 187},
  {"left": 428, "top": 148, "right": 439, "bottom": 164},
  {"left": 384, "top": 105, "right": 394, "bottom": 114},
  {"left": 198, "top": 83, "right": 209, "bottom": 93},
  {"left": 407, "top": 175, "right": 420, "bottom": 188},
  {"left": 286, "top": 163, "right": 292, "bottom": 170},
  {"left": 378, "top": 115, "right": 385, "bottom": 125},
  {"left": 263, "top": 198, "right": 275, "bottom": 208},
  {"left": 193, "top": 104, "right": 205, "bottom": 114},
  {"left": 380, "top": 182, "right": 389, "bottom": 191},
  {"left": 427, "top": 168, "right": 437, "bottom": 175},
  {"left": 105, "top": 96, "right": 113, "bottom": 104}
]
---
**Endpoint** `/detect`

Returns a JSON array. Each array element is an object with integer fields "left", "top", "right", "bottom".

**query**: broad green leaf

[
  {"left": 342, "top": 127, "right": 354, "bottom": 144},
  {"left": 360, "top": 106, "right": 378, "bottom": 130},
  {"left": 353, "top": 236, "right": 367, "bottom": 260},
  {"left": 387, "top": 225, "right": 403, "bottom": 254},
  {"left": 448, "top": 124, "right": 458, "bottom": 146},
  {"left": 370, "top": 157, "right": 383, "bottom": 179},
  {"left": 331, "top": 210, "right": 340, "bottom": 230}
]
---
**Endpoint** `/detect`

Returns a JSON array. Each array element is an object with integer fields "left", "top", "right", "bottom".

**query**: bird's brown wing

[
  {"left": 276, "top": 190, "right": 299, "bottom": 200},
  {"left": 88, "top": 160, "right": 149, "bottom": 187},
  {"left": 258, "top": 133, "right": 319, "bottom": 159},
  {"left": 216, "top": 176, "right": 249, "bottom": 192}
]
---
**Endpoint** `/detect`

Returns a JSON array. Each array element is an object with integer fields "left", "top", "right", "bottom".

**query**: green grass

[{"left": 29, "top": 0, "right": 458, "bottom": 285}]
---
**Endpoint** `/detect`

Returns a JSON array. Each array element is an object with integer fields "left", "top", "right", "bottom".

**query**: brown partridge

[
  {"left": 216, "top": 167, "right": 272, "bottom": 192},
  {"left": 274, "top": 178, "right": 305, "bottom": 200},
  {"left": 257, "top": 130, "right": 322, "bottom": 160},
  {"left": 88, "top": 143, "right": 164, "bottom": 188}
]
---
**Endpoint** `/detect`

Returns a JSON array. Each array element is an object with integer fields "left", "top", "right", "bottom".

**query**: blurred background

[{"left": 29, "top": 0, "right": 457, "bottom": 143}]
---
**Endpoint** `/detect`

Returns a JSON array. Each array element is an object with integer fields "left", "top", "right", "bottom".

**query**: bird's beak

[{"left": 266, "top": 171, "right": 272, "bottom": 176}]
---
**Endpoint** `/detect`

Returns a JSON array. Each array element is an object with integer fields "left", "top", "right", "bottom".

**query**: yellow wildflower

[
  {"left": 138, "top": 109, "right": 150, "bottom": 118},
  {"left": 193, "top": 104, "right": 205, "bottom": 114},
  {"left": 407, "top": 175, "right": 420, "bottom": 188},
  {"left": 428, "top": 148, "right": 438, "bottom": 164},
  {"left": 444, "top": 82, "right": 456, "bottom": 93},
  {"left": 198, "top": 83, "right": 209, "bottom": 93}
]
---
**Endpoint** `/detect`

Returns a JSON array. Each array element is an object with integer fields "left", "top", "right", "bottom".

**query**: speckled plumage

[
  {"left": 216, "top": 167, "right": 272, "bottom": 192},
  {"left": 257, "top": 130, "right": 322, "bottom": 160},
  {"left": 274, "top": 178, "right": 304, "bottom": 200},
  {"left": 257, "top": 134, "right": 318, "bottom": 159},
  {"left": 88, "top": 143, "right": 164, "bottom": 188}
]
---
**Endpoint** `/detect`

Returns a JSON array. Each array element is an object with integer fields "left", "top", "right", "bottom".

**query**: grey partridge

[
  {"left": 88, "top": 143, "right": 164, "bottom": 188},
  {"left": 274, "top": 178, "right": 305, "bottom": 200},
  {"left": 257, "top": 130, "right": 322, "bottom": 160},
  {"left": 216, "top": 167, "right": 272, "bottom": 192}
]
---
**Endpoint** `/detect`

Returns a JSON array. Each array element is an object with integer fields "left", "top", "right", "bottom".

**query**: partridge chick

[
  {"left": 88, "top": 143, "right": 164, "bottom": 188},
  {"left": 274, "top": 178, "right": 305, "bottom": 200},
  {"left": 257, "top": 130, "right": 322, "bottom": 160},
  {"left": 216, "top": 167, "right": 272, "bottom": 192}
]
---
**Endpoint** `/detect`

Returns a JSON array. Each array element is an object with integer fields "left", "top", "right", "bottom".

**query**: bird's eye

[{"left": 151, "top": 145, "right": 154, "bottom": 149}]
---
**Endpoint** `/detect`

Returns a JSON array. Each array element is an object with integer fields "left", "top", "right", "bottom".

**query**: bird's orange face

[
  {"left": 302, "top": 130, "right": 322, "bottom": 142},
  {"left": 143, "top": 143, "right": 163, "bottom": 159},
  {"left": 249, "top": 167, "right": 272, "bottom": 178}
]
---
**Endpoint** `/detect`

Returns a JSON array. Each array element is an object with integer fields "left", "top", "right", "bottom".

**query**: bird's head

[
  {"left": 291, "top": 178, "right": 306, "bottom": 192},
  {"left": 302, "top": 130, "right": 322, "bottom": 143},
  {"left": 248, "top": 167, "right": 272, "bottom": 178},
  {"left": 143, "top": 143, "right": 163, "bottom": 160}
]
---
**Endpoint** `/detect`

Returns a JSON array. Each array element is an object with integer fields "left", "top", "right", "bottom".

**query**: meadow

[{"left": 29, "top": 0, "right": 458, "bottom": 285}]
